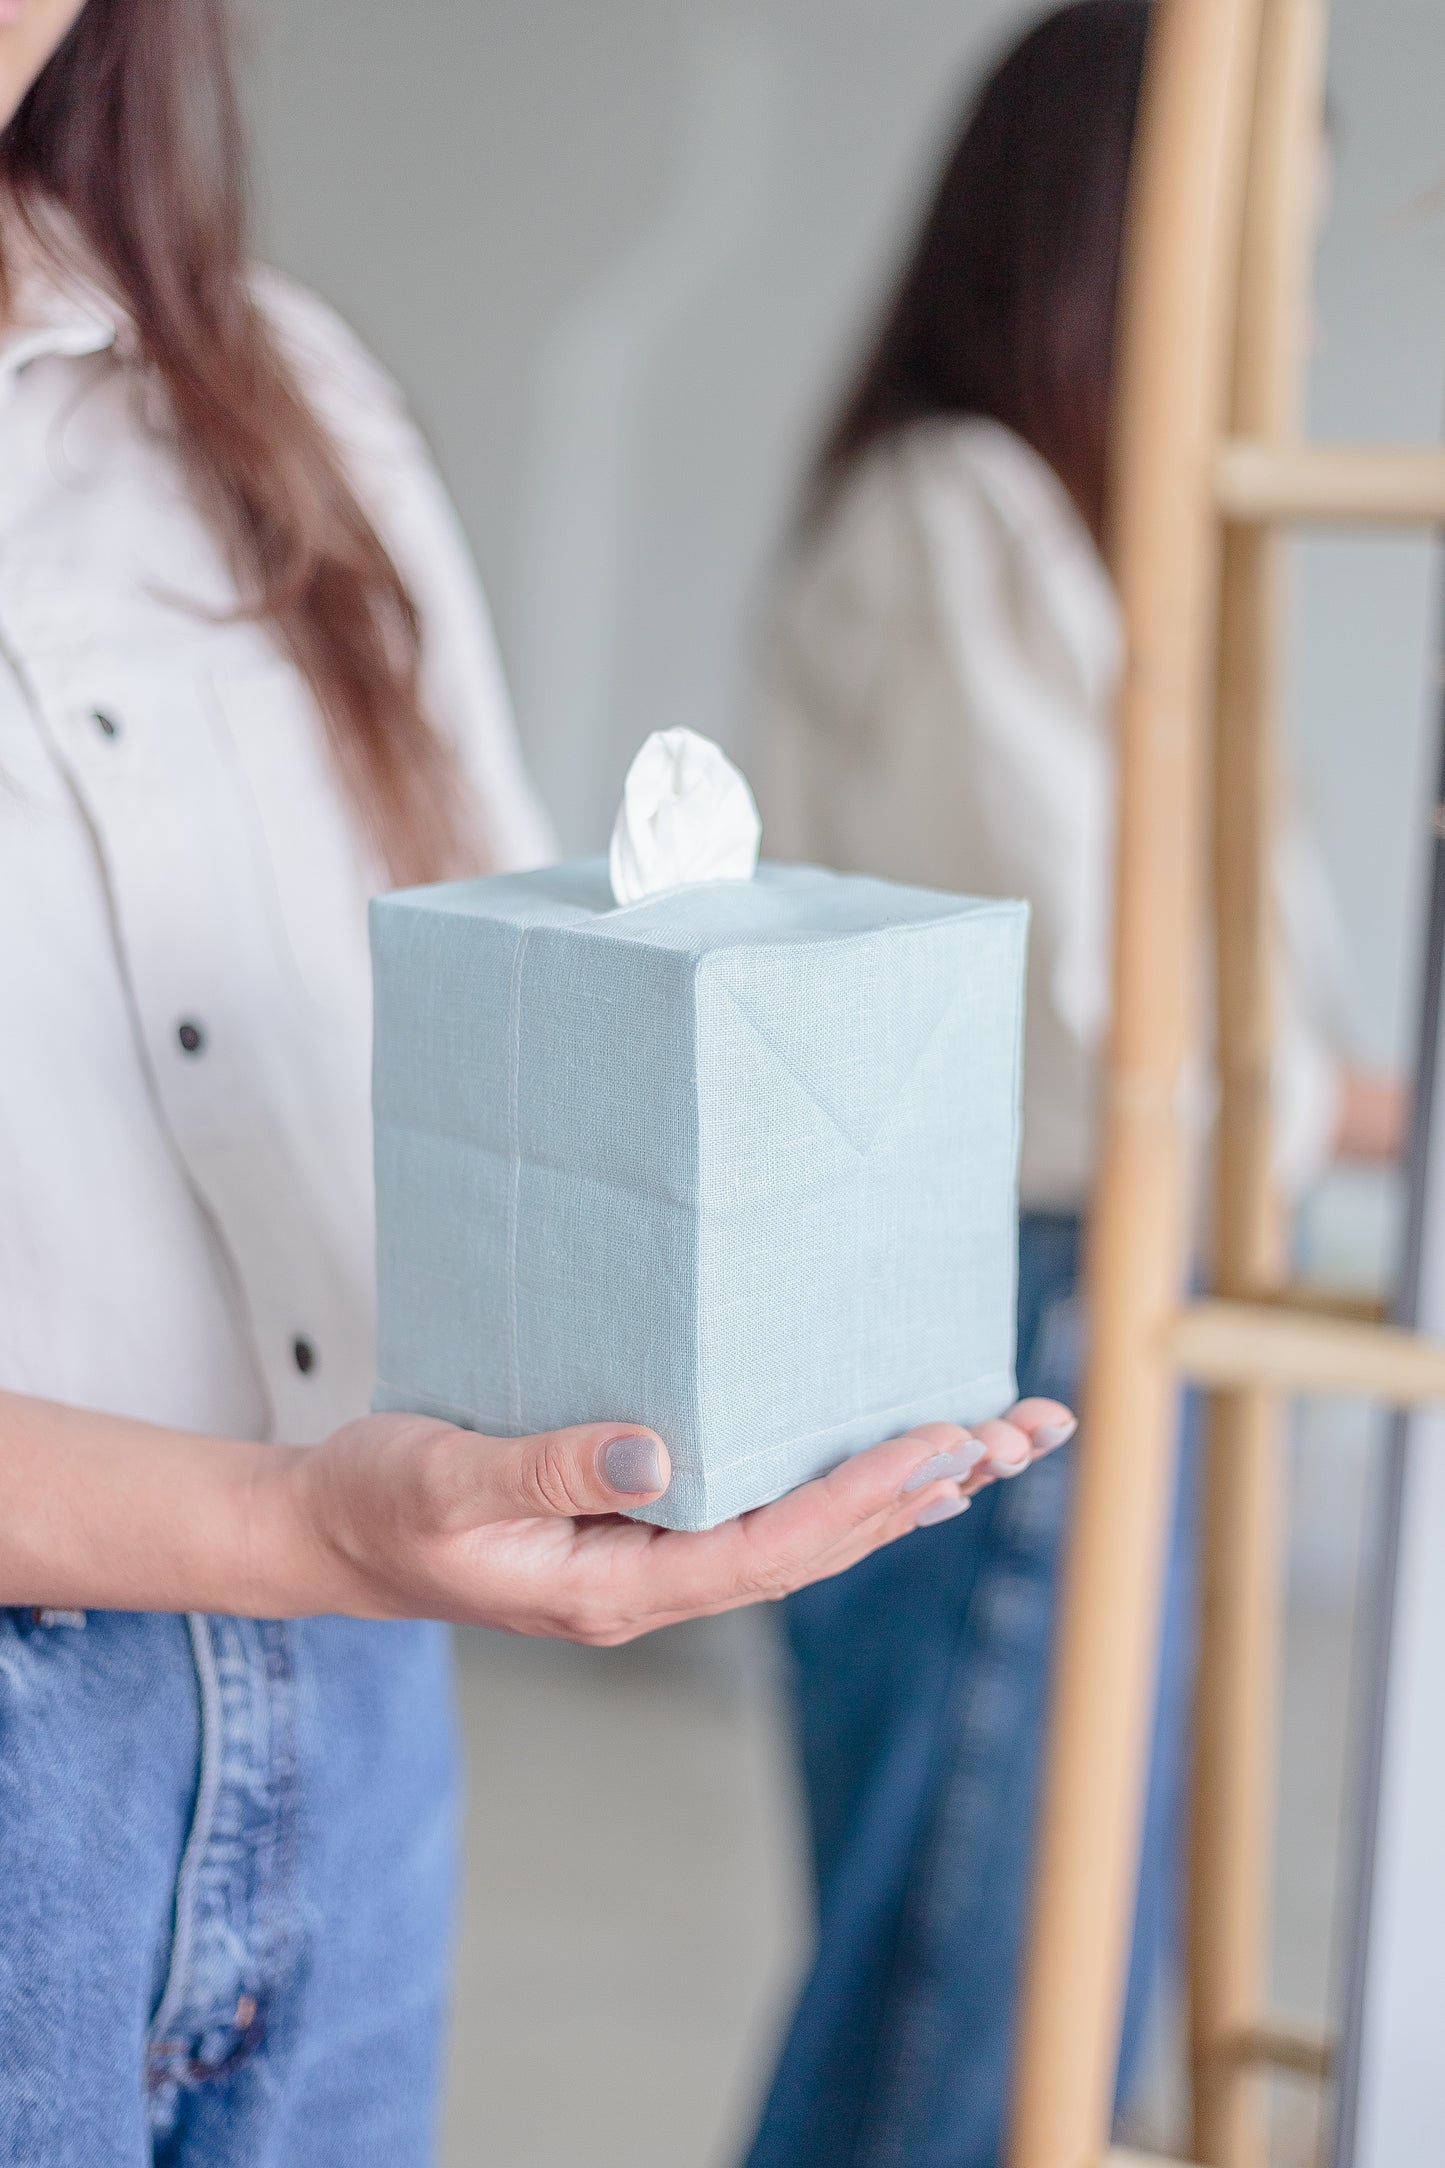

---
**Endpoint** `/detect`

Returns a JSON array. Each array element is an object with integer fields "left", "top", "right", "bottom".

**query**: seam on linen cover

[
  {"left": 379, "top": 1120, "right": 700, "bottom": 1214},
  {"left": 708, "top": 960, "right": 967, "bottom": 1162},
  {"left": 378, "top": 1113, "right": 894, "bottom": 1219},
  {"left": 506, "top": 927, "right": 532, "bottom": 1430}
]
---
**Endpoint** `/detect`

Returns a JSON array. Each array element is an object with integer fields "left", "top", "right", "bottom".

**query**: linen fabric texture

[{"left": 372, "top": 860, "right": 1028, "bottom": 1531}]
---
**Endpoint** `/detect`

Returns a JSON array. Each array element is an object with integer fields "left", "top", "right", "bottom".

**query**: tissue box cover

[{"left": 371, "top": 860, "right": 1028, "bottom": 1531}]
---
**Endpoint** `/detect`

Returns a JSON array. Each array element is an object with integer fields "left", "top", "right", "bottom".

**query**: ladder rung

[
  {"left": 1101, "top": 2151, "right": 1204, "bottom": 2168},
  {"left": 1255, "top": 1283, "right": 1388, "bottom": 1326},
  {"left": 1215, "top": 439, "right": 1445, "bottom": 525},
  {"left": 1166, "top": 1299, "right": 1445, "bottom": 1404},
  {"left": 1216, "top": 2014, "right": 1335, "bottom": 2081}
]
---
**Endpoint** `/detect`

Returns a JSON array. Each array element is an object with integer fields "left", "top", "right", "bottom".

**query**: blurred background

[{"left": 241, "top": 3, "right": 1443, "bottom": 2161}]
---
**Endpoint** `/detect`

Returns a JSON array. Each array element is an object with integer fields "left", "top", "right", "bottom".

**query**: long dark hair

[
  {"left": 810, "top": 0, "right": 1150, "bottom": 543},
  {"left": 1, "top": 0, "right": 473, "bottom": 885}
]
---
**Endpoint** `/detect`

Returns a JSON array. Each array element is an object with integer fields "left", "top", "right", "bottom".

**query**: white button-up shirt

[
  {"left": 748, "top": 416, "right": 1346, "bottom": 1210},
  {"left": 0, "top": 229, "right": 552, "bottom": 1446}
]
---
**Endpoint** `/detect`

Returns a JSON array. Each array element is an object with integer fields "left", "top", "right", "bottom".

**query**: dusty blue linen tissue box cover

[{"left": 371, "top": 859, "right": 1028, "bottom": 1531}]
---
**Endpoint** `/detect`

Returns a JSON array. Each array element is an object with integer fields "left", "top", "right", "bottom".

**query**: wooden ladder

[{"left": 1006, "top": 3, "right": 1445, "bottom": 2166}]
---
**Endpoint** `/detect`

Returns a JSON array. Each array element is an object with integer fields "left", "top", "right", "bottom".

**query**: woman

[
  {"left": 0, "top": 4, "right": 1068, "bottom": 2163},
  {"left": 745, "top": 7, "right": 1398, "bottom": 2164}
]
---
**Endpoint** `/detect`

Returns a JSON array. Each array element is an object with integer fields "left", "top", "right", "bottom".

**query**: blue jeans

[
  {"left": 0, "top": 1608, "right": 459, "bottom": 2167},
  {"left": 748, "top": 1212, "right": 1198, "bottom": 2167}
]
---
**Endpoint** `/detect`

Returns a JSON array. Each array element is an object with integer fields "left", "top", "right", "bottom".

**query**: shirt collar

[{"left": 0, "top": 200, "right": 127, "bottom": 390}]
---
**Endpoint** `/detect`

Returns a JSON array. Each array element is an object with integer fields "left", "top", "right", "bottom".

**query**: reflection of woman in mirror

[
  {"left": 747, "top": 4, "right": 1400, "bottom": 2159},
  {"left": 0, "top": 4, "right": 1073, "bottom": 2157}
]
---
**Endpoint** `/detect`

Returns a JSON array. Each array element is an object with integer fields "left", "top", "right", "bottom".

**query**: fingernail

[
  {"left": 1034, "top": 1418, "right": 1078, "bottom": 1453},
  {"left": 603, "top": 1433, "right": 664, "bottom": 1495},
  {"left": 901, "top": 1438, "right": 987, "bottom": 1494},
  {"left": 914, "top": 1493, "right": 971, "bottom": 1527}
]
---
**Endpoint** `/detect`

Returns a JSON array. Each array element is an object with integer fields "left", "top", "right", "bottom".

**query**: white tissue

[{"left": 608, "top": 729, "right": 762, "bottom": 905}]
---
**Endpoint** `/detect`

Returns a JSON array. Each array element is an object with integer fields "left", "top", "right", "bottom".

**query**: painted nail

[
  {"left": 602, "top": 1433, "right": 665, "bottom": 1495},
  {"left": 901, "top": 1438, "right": 987, "bottom": 1494},
  {"left": 1033, "top": 1418, "right": 1079, "bottom": 1454},
  {"left": 914, "top": 1493, "right": 971, "bottom": 1527},
  {"left": 991, "top": 1449, "right": 1031, "bottom": 1478}
]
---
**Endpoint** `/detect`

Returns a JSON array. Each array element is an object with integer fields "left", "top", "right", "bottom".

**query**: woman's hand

[
  {"left": 279, "top": 1399, "right": 1076, "bottom": 1644},
  {"left": 0, "top": 1389, "right": 1072, "bottom": 1633}
]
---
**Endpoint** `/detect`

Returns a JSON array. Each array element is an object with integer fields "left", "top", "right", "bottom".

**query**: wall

[{"left": 247, "top": 0, "right": 1445, "bottom": 1069}]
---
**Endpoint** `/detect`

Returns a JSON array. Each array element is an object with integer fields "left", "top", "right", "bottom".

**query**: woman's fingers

[
  {"left": 622, "top": 1423, "right": 976, "bottom": 1621},
  {"left": 637, "top": 1401, "right": 1078, "bottom": 1628},
  {"left": 613, "top": 1495, "right": 939, "bottom": 1638},
  {"left": 970, "top": 1398, "right": 1076, "bottom": 1477},
  {"left": 1006, "top": 1396, "right": 1077, "bottom": 1446},
  {"left": 424, "top": 1398, "right": 1074, "bottom": 1538},
  {"left": 408, "top": 1401, "right": 1079, "bottom": 1642},
  {"left": 419, "top": 1420, "right": 672, "bottom": 1529}
]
